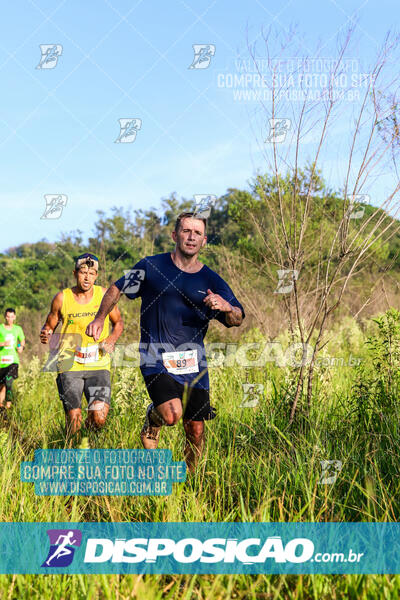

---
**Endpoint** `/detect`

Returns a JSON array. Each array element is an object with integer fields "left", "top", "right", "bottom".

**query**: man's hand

[
  {"left": 86, "top": 318, "right": 105, "bottom": 342},
  {"left": 99, "top": 336, "right": 116, "bottom": 354},
  {"left": 203, "top": 289, "right": 232, "bottom": 312},
  {"left": 40, "top": 328, "right": 53, "bottom": 344},
  {"left": 17, "top": 345, "right": 24, "bottom": 354},
  {"left": 204, "top": 288, "right": 243, "bottom": 327}
]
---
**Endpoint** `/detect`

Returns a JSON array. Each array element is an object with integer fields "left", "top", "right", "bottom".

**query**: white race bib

[
  {"left": 74, "top": 344, "right": 99, "bottom": 364},
  {"left": 162, "top": 349, "right": 199, "bottom": 375},
  {"left": 0, "top": 355, "right": 13, "bottom": 365}
]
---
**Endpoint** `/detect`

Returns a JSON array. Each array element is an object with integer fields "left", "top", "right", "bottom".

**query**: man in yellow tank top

[{"left": 40, "top": 253, "right": 123, "bottom": 436}]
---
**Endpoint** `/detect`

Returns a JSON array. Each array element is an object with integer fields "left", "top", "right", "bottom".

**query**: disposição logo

[{"left": 41, "top": 529, "right": 82, "bottom": 568}]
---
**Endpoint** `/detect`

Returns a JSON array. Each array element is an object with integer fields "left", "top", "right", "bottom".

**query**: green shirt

[{"left": 0, "top": 324, "right": 25, "bottom": 368}]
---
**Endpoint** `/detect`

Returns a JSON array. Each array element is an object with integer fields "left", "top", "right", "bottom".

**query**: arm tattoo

[{"left": 225, "top": 305, "right": 243, "bottom": 327}]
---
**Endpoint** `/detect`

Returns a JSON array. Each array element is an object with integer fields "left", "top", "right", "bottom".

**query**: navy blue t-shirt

[{"left": 114, "top": 252, "right": 245, "bottom": 389}]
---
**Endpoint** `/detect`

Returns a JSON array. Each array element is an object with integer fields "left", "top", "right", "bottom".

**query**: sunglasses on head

[{"left": 79, "top": 253, "right": 99, "bottom": 262}]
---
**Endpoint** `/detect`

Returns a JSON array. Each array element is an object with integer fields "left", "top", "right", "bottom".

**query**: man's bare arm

[
  {"left": 225, "top": 305, "right": 243, "bottom": 327},
  {"left": 86, "top": 284, "right": 121, "bottom": 341},
  {"left": 108, "top": 306, "right": 124, "bottom": 341},
  {"left": 98, "top": 290, "right": 124, "bottom": 353},
  {"left": 40, "top": 292, "right": 63, "bottom": 343},
  {"left": 203, "top": 289, "right": 244, "bottom": 328},
  {"left": 97, "top": 285, "right": 121, "bottom": 319},
  {"left": 17, "top": 337, "right": 26, "bottom": 354}
]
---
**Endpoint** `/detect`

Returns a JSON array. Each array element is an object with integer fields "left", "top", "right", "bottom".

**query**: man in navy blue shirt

[{"left": 86, "top": 212, "right": 245, "bottom": 471}]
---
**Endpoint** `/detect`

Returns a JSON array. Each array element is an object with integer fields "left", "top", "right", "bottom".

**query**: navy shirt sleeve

[
  {"left": 207, "top": 272, "right": 245, "bottom": 328},
  {"left": 114, "top": 258, "right": 146, "bottom": 300}
]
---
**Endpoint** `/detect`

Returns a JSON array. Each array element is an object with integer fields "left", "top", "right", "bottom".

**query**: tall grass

[{"left": 1, "top": 314, "right": 400, "bottom": 598}]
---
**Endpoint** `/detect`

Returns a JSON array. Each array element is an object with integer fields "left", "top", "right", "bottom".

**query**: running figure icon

[{"left": 45, "top": 531, "right": 77, "bottom": 566}]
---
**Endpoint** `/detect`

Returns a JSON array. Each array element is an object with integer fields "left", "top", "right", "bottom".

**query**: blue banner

[{"left": 0, "top": 522, "right": 399, "bottom": 574}]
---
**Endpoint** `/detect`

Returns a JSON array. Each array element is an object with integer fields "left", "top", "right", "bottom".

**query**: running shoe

[{"left": 140, "top": 403, "right": 161, "bottom": 449}]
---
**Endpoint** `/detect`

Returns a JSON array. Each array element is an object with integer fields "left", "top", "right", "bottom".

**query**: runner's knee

[
  {"left": 90, "top": 411, "right": 107, "bottom": 428},
  {"left": 163, "top": 411, "right": 182, "bottom": 426},
  {"left": 159, "top": 400, "right": 182, "bottom": 426},
  {"left": 184, "top": 420, "right": 204, "bottom": 440},
  {"left": 68, "top": 408, "right": 82, "bottom": 421},
  {"left": 87, "top": 401, "right": 109, "bottom": 428},
  {"left": 91, "top": 414, "right": 106, "bottom": 428}
]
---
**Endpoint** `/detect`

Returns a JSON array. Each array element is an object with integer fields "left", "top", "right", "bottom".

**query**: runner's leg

[
  {"left": 0, "top": 365, "right": 17, "bottom": 409},
  {"left": 4, "top": 371, "right": 15, "bottom": 409},
  {"left": 0, "top": 384, "right": 6, "bottom": 408},
  {"left": 84, "top": 370, "right": 111, "bottom": 430},
  {"left": 141, "top": 398, "right": 182, "bottom": 449},
  {"left": 141, "top": 375, "right": 183, "bottom": 449},
  {"left": 153, "top": 398, "right": 182, "bottom": 426},
  {"left": 56, "top": 373, "right": 84, "bottom": 436},
  {"left": 181, "top": 384, "right": 214, "bottom": 471},
  {"left": 86, "top": 401, "right": 110, "bottom": 429},
  {"left": 66, "top": 408, "right": 82, "bottom": 436},
  {"left": 183, "top": 420, "right": 205, "bottom": 472}
]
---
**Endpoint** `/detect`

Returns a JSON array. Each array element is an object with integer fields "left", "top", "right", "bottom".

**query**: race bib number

[
  {"left": 74, "top": 344, "right": 99, "bottom": 364},
  {"left": 162, "top": 349, "right": 199, "bottom": 375},
  {"left": 0, "top": 355, "right": 13, "bottom": 365}
]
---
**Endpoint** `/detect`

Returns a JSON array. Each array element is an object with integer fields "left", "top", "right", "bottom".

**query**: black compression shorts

[{"left": 143, "top": 373, "right": 216, "bottom": 422}]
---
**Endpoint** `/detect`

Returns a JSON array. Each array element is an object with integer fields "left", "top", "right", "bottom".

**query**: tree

[{"left": 239, "top": 27, "right": 400, "bottom": 423}]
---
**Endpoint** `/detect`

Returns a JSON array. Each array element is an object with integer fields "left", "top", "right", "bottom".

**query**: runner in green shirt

[{"left": 0, "top": 308, "right": 25, "bottom": 409}]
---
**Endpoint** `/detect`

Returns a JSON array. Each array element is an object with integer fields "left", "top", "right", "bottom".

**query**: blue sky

[{"left": 0, "top": 0, "right": 398, "bottom": 251}]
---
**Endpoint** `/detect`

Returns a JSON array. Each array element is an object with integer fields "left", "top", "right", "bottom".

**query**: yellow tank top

[{"left": 58, "top": 285, "right": 111, "bottom": 372}]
